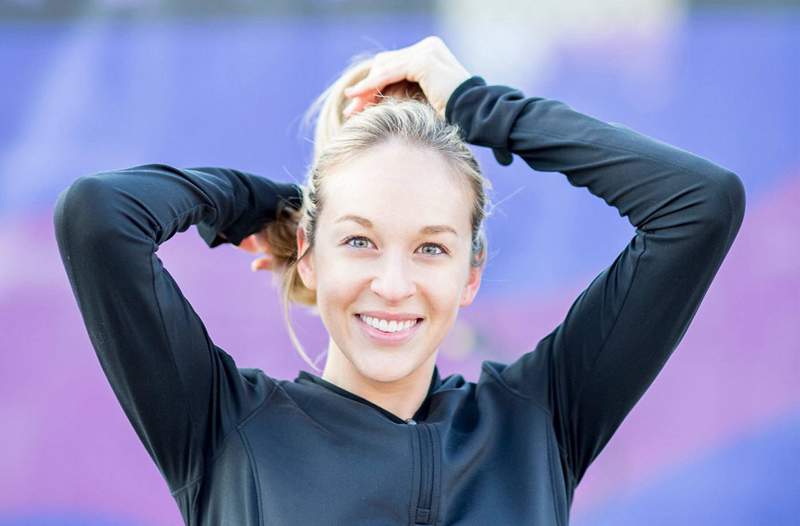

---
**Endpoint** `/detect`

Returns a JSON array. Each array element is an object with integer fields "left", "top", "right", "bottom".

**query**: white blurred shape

[{"left": 436, "top": 0, "right": 688, "bottom": 95}]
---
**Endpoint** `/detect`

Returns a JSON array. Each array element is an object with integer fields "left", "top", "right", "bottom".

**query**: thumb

[{"left": 238, "top": 235, "right": 260, "bottom": 254}]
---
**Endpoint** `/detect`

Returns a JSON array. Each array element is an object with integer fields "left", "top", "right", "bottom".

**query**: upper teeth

[{"left": 359, "top": 314, "right": 419, "bottom": 333}]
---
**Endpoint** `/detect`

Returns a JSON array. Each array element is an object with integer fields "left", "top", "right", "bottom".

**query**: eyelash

[{"left": 342, "top": 235, "right": 449, "bottom": 256}]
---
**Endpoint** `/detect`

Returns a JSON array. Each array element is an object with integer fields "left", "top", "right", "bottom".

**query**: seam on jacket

[
  {"left": 170, "top": 376, "right": 280, "bottom": 497},
  {"left": 565, "top": 230, "right": 648, "bottom": 483},
  {"left": 239, "top": 428, "right": 265, "bottom": 526},
  {"left": 270, "top": 380, "right": 341, "bottom": 437},
  {"left": 149, "top": 201, "right": 258, "bottom": 497},
  {"left": 480, "top": 362, "right": 553, "bottom": 417},
  {"left": 170, "top": 476, "right": 201, "bottom": 499},
  {"left": 149, "top": 205, "right": 205, "bottom": 493},
  {"left": 481, "top": 361, "right": 567, "bottom": 525},
  {"left": 236, "top": 377, "right": 280, "bottom": 429},
  {"left": 432, "top": 425, "right": 443, "bottom": 526},
  {"left": 407, "top": 427, "right": 417, "bottom": 526},
  {"left": 545, "top": 424, "right": 565, "bottom": 526}
]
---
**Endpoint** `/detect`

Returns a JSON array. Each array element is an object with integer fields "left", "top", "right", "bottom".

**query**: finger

[
  {"left": 238, "top": 235, "right": 260, "bottom": 254},
  {"left": 251, "top": 259, "right": 267, "bottom": 272},
  {"left": 345, "top": 74, "right": 405, "bottom": 98},
  {"left": 250, "top": 256, "right": 273, "bottom": 272},
  {"left": 343, "top": 94, "right": 378, "bottom": 117},
  {"left": 253, "top": 236, "right": 272, "bottom": 253},
  {"left": 344, "top": 63, "right": 410, "bottom": 98},
  {"left": 343, "top": 98, "right": 358, "bottom": 117}
]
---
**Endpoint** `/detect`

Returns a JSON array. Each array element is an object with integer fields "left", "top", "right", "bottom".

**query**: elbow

[
  {"left": 701, "top": 169, "right": 747, "bottom": 239},
  {"left": 53, "top": 174, "right": 120, "bottom": 246},
  {"left": 716, "top": 169, "right": 746, "bottom": 228}
]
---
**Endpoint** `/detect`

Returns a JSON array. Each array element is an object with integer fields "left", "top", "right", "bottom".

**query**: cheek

[
  {"left": 318, "top": 256, "right": 363, "bottom": 292},
  {"left": 415, "top": 269, "right": 468, "bottom": 321},
  {"left": 421, "top": 271, "right": 460, "bottom": 298},
  {"left": 314, "top": 256, "right": 363, "bottom": 314}
]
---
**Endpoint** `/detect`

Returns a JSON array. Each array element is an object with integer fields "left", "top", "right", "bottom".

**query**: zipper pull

[{"left": 406, "top": 418, "right": 417, "bottom": 425}]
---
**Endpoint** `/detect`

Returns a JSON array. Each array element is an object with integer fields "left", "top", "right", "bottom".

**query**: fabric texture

[{"left": 54, "top": 75, "right": 746, "bottom": 525}]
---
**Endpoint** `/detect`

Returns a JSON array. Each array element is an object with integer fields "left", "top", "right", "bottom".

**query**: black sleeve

[
  {"left": 446, "top": 77, "right": 746, "bottom": 489},
  {"left": 53, "top": 163, "right": 302, "bottom": 493}
]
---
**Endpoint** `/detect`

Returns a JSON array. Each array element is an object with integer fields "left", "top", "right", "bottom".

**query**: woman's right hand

[
  {"left": 342, "top": 36, "right": 472, "bottom": 120},
  {"left": 235, "top": 230, "right": 276, "bottom": 272}
]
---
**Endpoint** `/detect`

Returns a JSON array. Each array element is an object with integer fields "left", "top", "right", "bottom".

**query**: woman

[{"left": 54, "top": 36, "right": 745, "bottom": 525}]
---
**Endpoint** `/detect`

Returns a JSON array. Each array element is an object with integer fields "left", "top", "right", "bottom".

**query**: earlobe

[
  {"left": 296, "top": 226, "right": 316, "bottom": 290},
  {"left": 460, "top": 265, "right": 482, "bottom": 307}
]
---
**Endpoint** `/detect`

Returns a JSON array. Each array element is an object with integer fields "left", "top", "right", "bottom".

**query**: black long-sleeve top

[{"left": 53, "top": 75, "right": 745, "bottom": 525}]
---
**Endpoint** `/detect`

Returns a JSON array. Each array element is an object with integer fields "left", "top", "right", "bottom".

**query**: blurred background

[{"left": 1, "top": 0, "right": 798, "bottom": 524}]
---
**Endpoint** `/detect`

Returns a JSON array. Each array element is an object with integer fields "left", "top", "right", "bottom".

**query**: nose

[{"left": 370, "top": 251, "right": 416, "bottom": 302}]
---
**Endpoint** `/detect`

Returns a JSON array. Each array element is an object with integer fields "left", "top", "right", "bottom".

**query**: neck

[{"left": 321, "top": 340, "right": 437, "bottom": 421}]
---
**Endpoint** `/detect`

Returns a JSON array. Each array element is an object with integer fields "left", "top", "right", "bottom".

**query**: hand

[
  {"left": 343, "top": 36, "right": 472, "bottom": 120},
  {"left": 235, "top": 230, "right": 277, "bottom": 272}
]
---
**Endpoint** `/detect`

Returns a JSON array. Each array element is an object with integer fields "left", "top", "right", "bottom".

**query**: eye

[
  {"left": 344, "top": 235, "right": 374, "bottom": 250},
  {"left": 418, "top": 242, "right": 447, "bottom": 256},
  {"left": 342, "top": 236, "right": 448, "bottom": 256}
]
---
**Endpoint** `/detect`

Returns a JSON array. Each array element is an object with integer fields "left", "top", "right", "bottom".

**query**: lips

[
  {"left": 354, "top": 313, "right": 423, "bottom": 345},
  {"left": 357, "top": 311, "right": 424, "bottom": 322}
]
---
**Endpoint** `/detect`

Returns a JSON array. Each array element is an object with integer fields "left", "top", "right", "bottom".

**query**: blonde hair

[{"left": 265, "top": 53, "right": 493, "bottom": 371}]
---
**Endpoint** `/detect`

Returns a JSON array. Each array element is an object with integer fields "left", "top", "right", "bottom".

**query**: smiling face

[{"left": 296, "top": 138, "right": 483, "bottom": 385}]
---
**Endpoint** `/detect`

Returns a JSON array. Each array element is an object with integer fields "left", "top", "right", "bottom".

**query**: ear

[
  {"left": 295, "top": 226, "right": 317, "bottom": 291},
  {"left": 459, "top": 264, "right": 482, "bottom": 307}
]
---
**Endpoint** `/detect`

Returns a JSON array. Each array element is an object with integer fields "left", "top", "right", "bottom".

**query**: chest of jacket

[{"left": 187, "top": 375, "right": 570, "bottom": 526}]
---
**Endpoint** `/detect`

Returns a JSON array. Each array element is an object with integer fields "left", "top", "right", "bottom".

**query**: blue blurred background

[{"left": 1, "top": 1, "right": 798, "bottom": 525}]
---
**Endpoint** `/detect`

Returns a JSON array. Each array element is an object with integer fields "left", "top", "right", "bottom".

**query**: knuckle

[
  {"left": 369, "top": 67, "right": 390, "bottom": 84},
  {"left": 373, "top": 51, "right": 391, "bottom": 65},
  {"left": 423, "top": 35, "right": 442, "bottom": 47}
]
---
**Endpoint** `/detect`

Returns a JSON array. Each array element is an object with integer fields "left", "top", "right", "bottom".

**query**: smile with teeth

[{"left": 358, "top": 314, "right": 420, "bottom": 333}]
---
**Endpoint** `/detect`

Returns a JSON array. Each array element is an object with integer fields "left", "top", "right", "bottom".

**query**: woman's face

[{"left": 297, "top": 138, "right": 482, "bottom": 384}]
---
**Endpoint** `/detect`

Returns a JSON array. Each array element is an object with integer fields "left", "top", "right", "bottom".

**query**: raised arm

[
  {"left": 446, "top": 77, "right": 746, "bottom": 490},
  {"left": 53, "top": 163, "right": 302, "bottom": 493}
]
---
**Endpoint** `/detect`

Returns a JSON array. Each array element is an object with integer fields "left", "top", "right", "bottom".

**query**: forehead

[{"left": 321, "top": 141, "right": 473, "bottom": 233}]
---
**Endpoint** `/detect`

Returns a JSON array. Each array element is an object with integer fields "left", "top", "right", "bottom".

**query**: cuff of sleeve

[
  {"left": 196, "top": 222, "right": 227, "bottom": 248},
  {"left": 197, "top": 181, "right": 303, "bottom": 249},
  {"left": 444, "top": 75, "right": 516, "bottom": 166},
  {"left": 445, "top": 75, "right": 487, "bottom": 125}
]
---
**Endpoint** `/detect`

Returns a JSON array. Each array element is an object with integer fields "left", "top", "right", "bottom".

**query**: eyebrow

[{"left": 335, "top": 214, "right": 459, "bottom": 236}]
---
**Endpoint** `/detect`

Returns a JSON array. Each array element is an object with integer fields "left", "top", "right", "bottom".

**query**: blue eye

[
  {"left": 419, "top": 243, "right": 445, "bottom": 256},
  {"left": 343, "top": 236, "right": 448, "bottom": 256},
  {"left": 345, "top": 236, "right": 374, "bottom": 249}
]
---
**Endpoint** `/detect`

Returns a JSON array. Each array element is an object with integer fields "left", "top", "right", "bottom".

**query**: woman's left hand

[
  {"left": 343, "top": 36, "right": 472, "bottom": 120},
  {"left": 235, "top": 230, "right": 277, "bottom": 272}
]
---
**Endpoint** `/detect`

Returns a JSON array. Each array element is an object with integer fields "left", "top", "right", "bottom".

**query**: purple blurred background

[{"left": 1, "top": 1, "right": 798, "bottom": 525}]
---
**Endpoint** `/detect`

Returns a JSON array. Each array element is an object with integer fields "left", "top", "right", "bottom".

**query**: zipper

[
  {"left": 407, "top": 418, "right": 436, "bottom": 525},
  {"left": 295, "top": 371, "right": 444, "bottom": 524}
]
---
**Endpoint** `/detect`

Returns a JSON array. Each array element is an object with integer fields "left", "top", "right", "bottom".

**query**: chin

[
  {"left": 352, "top": 350, "right": 424, "bottom": 384},
  {"left": 342, "top": 312, "right": 433, "bottom": 384}
]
